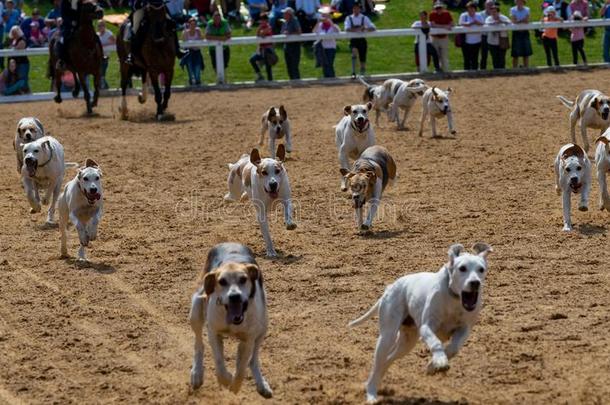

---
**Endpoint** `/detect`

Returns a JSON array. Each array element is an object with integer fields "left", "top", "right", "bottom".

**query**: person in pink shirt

[
  {"left": 570, "top": 10, "right": 587, "bottom": 65},
  {"left": 28, "top": 21, "right": 46, "bottom": 47}
]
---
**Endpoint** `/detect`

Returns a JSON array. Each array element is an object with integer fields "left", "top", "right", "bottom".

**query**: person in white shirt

[
  {"left": 485, "top": 3, "right": 511, "bottom": 69},
  {"left": 296, "top": 0, "right": 320, "bottom": 33},
  {"left": 478, "top": 0, "right": 495, "bottom": 69},
  {"left": 344, "top": 3, "right": 376, "bottom": 78},
  {"left": 313, "top": 12, "right": 340, "bottom": 77},
  {"left": 458, "top": 1, "right": 484, "bottom": 70},
  {"left": 411, "top": 10, "right": 440, "bottom": 72},
  {"left": 96, "top": 20, "right": 115, "bottom": 90}
]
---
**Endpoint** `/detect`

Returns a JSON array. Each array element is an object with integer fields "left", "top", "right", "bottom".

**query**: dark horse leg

[
  {"left": 53, "top": 69, "right": 63, "bottom": 103},
  {"left": 78, "top": 71, "right": 92, "bottom": 114},
  {"left": 149, "top": 72, "right": 164, "bottom": 120},
  {"left": 72, "top": 73, "right": 81, "bottom": 99},
  {"left": 161, "top": 69, "right": 173, "bottom": 115},
  {"left": 119, "top": 64, "right": 131, "bottom": 120},
  {"left": 92, "top": 71, "right": 101, "bottom": 108}
]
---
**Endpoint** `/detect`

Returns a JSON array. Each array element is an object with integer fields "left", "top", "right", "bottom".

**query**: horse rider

[
  {"left": 125, "top": 0, "right": 188, "bottom": 65},
  {"left": 55, "top": 0, "right": 79, "bottom": 69}
]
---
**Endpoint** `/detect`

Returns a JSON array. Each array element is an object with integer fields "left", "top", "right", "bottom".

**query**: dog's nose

[
  {"left": 228, "top": 293, "right": 241, "bottom": 303},
  {"left": 469, "top": 280, "right": 481, "bottom": 290},
  {"left": 25, "top": 157, "right": 35, "bottom": 165},
  {"left": 89, "top": 186, "right": 98, "bottom": 194},
  {"left": 268, "top": 181, "right": 278, "bottom": 192},
  {"left": 570, "top": 177, "right": 579, "bottom": 185},
  {"left": 25, "top": 133, "right": 31, "bottom": 141}
]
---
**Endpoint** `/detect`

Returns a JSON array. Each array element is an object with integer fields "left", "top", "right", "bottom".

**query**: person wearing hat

[
  {"left": 313, "top": 10, "right": 340, "bottom": 78},
  {"left": 344, "top": 2, "right": 376, "bottom": 78},
  {"left": 510, "top": 0, "right": 533, "bottom": 68},
  {"left": 281, "top": 7, "right": 302, "bottom": 80},
  {"left": 429, "top": 1, "right": 454, "bottom": 72},
  {"left": 20, "top": 8, "right": 45, "bottom": 40},
  {"left": 569, "top": 10, "right": 587, "bottom": 65},
  {"left": 541, "top": 5, "right": 562, "bottom": 67},
  {"left": 478, "top": 0, "right": 495, "bottom": 70},
  {"left": 249, "top": 13, "right": 275, "bottom": 82},
  {"left": 484, "top": 3, "right": 511, "bottom": 69},
  {"left": 458, "top": 1, "right": 484, "bottom": 70}
]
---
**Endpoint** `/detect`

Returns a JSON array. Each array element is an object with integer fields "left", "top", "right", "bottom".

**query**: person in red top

[
  {"left": 429, "top": 1, "right": 454, "bottom": 72},
  {"left": 249, "top": 13, "right": 275, "bottom": 81}
]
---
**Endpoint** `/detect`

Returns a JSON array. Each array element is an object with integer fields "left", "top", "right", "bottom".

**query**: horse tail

[{"left": 47, "top": 39, "right": 55, "bottom": 79}]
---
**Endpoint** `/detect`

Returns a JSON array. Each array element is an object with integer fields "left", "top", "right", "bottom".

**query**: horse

[
  {"left": 48, "top": 0, "right": 104, "bottom": 115},
  {"left": 116, "top": 2, "right": 176, "bottom": 121}
]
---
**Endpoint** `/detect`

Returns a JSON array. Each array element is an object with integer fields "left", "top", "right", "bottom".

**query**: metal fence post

[
  {"left": 417, "top": 33, "right": 428, "bottom": 73},
  {"left": 215, "top": 42, "right": 225, "bottom": 84}
]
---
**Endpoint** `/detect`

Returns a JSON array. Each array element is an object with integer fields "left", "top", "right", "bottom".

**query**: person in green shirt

[{"left": 205, "top": 10, "right": 232, "bottom": 72}]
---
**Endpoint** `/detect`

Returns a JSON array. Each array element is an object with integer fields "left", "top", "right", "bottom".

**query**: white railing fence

[{"left": 0, "top": 19, "right": 609, "bottom": 96}]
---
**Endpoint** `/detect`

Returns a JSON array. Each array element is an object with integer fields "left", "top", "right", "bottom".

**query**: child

[
  {"left": 541, "top": 6, "right": 561, "bottom": 67},
  {"left": 28, "top": 21, "right": 45, "bottom": 47},
  {"left": 570, "top": 10, "right": 587, "bottom": 65},
  {"left": 249, "top": 13, "right": 274, "bottom": 81}
]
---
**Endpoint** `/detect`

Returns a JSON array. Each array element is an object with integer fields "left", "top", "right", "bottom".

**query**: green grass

[{"left": 16, "top": 0, "right": 610, "bottom": 92}]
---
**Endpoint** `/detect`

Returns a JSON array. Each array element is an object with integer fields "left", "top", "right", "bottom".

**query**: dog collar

[
  {"left": 38, "top": 146, "right": 54, "bottom": 168},
  {"left": 446, "top": 266, "right": 460, "bottom": 300}
]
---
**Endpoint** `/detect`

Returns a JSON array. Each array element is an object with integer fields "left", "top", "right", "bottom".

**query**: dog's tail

[
  {"left": 557, "top": 95, "right": 575, "bottom": 109},
  {"left": 359, "top": 77, "right": 375, "bottom": 103},
  {"left": 348, "top": 298, "right": 381, "bottom": 328},
  {"left": 65, "top": 162, "right": 79, "bottom": 168}
]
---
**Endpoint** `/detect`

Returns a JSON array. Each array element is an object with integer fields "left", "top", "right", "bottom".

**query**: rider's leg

[
  {"left": 126, "top": 8, "right": 145, "bottom": 64},
  {"left": 165, "top": 14, "right": 188, "bottom": 59}
]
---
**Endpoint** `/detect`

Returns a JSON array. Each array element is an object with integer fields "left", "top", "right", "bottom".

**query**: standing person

[
  {"left": 8, "top": 26, "right": 28, "bottom": 92},
  {"left": 3, "top": 0, "right": 21, "bottom": 36},
  {"left": 541, "top": 6, "right": 561, "bottom": 67},
  {"left": 97, "top": 20, "right": 115, "bottom": 89},
  {"left": 601, "top": 0, "right": 610, "bottom": 63},
  {"left": 205, "top": 10, "right": 232, "bottom": 73},
  {"left": 344, "top": 3, "right": 375, "bottom": 79},
  {"left": 429, "top": 1, "right": 454, "bottom": 72},
  {"left": 510, "top": 0, "right": 533, "bottom": 68},
  {"left": 485, "top": 3, "right": 511, "bottom": 69},
  {"left": 412, "top": 10, "right": 441, "bottom": 72},
  {"left": 313, "top": 11, "right": 340, "bottom": 78},
  {"left": 567, "top": 0, "right": 588, "bottom": 19},
  {"left": 249, "top": 13, "right": 275, "bottom": 82},
  {"left": 570, "top": 10, "right": 587, "bottom": 65},
  {"left": 182, "top": 17, "right": 204, "bottom": 85},
  {"left": 459, "top": 1, "right": 484, "bottom": 70},
  {"left": 281, "top": 7, "right": 302, "bottom": 80},
  {"left": 479, "top": 0, "right": 494, "bottom": 69}
]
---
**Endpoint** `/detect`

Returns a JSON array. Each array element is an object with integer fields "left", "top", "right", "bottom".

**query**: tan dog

[
  {"left": 13, "top": 117, "right": 45, "bottom": 173},
  {"left": 340, "top": 145, "right": 396, "bottom": 231},
  {"left": 557, "top": 90, "right": 610, "bottom": 153},
  {"left": 259, "top": 106, "right": 292, "bottom": 159},
  {"left": 189, "top": 243, "right": 272, "bottom": 398}
]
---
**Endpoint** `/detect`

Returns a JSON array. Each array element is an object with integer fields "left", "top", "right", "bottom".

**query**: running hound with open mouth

[
  {"left": 557, "top": 90, "right": 610, "bottom": 153},
  {"left": 554, "top": 143, "right": 591, "bottom": 231},
  {"left": 13, "top": 117, "right": 45, "bottom": 173}
]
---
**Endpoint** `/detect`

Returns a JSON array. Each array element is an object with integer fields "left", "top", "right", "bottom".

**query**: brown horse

[
  {"left": 48, "top": 0, "right": 104, "bottom": 114},
  {"left": 116, "top": 3, "right": 176, "bottom": 121}
]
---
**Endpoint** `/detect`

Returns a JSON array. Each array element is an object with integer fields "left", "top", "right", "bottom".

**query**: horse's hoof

[
  {"left": 118, "top": 106, "right": 128, "bottom": 121},
  {"left": 54, "top": 95, "right": 62, "bottom": 104},
  {"left": 72, "top": 90, "right": 79, "bottom": 98}
]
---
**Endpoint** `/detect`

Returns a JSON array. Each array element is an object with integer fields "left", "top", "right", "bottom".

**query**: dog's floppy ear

[
  {"left": 250, "top": 148, "right": 262, "bottom": 165},
  {"left": 432, "top": 87, "right": 438, "bottom": 97},
  {"left": 562, "top": 144, "right": 585, "bottom": 160},
  {"left": 365, "top": 171, "right": 376, "bottom": 181},
  {"left": 591, "top": 97, "right": 600, "bottom": 110},
  {"left": 446, "top": 87, "right": 453, "bottom": 95},
  {"left": 595, "top": 136, "right": 610, "bottom": 147},
  {"left": 279, "top": 105, "right": 287, "bottom": 120},
  {"left": 472, "top": 242, "right": 493, "bottom": 259},
  {"left": 339, "top": 168, "right": 350, "bottom": 177},
  {"left": 276, "top": 144, "right": 286, "bottom": 162},
  {"left": 365, "top": 101, "right": 373, "bottom": 111},
  {"left": 42, "top": 140, "right": 51, "bottom": 150},
  {"left": 203, "top": 272, "right": 217, "bottom": 296},
  {"left": 447, "top": 244, "right": 464, "bottom": 268},
  {"left": 245, "top": 264, "right": 260, "bottom": 298},
  {"left": 34, "top": 118, "right": 44, "bottom": 134},
  {"left": 343, "top": 105, "right": 352, "bottom": 116},
  {"left": 268, "top": 107, "right": 276, "bottom": 118},
  {"left": 85, "top": 158, "right": 98, "bottom": 168}
]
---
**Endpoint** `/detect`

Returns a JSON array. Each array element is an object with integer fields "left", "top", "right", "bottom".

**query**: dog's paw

[
  {"left": 266, "top": 250, "right": 278, "bottom": 258},
  {"left": 578, "top": 205, "right": 588, "bottom": 212},
  {"left": 360, "top": 224, "right": 370, "bottom": 231},
  {"left": 223, "top": 193, "right": 236, "bottom": 202},
  {"left": 426, "top": 355, "right": 450, "bottom": 374},
  {"left": 190, "top": 367, "right": 204, "bottom": 389},
  {"left": 256, "top": 380, "right": 273, "bottom": 398},
  {"left": 229, "top": 377, "right": 243, "bottom": 394},
  {"left": 216, "top": 370, "right": 233, "bottom": 388},
  {"left": 286, "top": 222, "right": 297, "bottom": 231},
  {"left": 30, "top": 206, "right": 41, "bottom": 214},
  {"left": 450, "top": 130, "right": 457, "bottom": 135},
  {"left": 366, "top": 393, "right": 379, "bottom": 404},
  {"left": 562, "top": 224, "right": 573, "bottom": 232}
]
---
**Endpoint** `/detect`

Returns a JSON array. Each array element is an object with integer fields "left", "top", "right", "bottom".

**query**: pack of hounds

[{"left": 11, "top": 79, "right": 608, "bottom": 403}]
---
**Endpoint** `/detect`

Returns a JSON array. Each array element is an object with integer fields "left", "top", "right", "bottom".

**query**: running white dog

[
  {"left": 335, "top": 102, "right": 376, "bottom": 191},
  {"left": 189, "top": 242, "right": 272, "bottom": 398},
  {"left": 418, "top": 87, "right": 456, "bottom": 138},
  {"left": 557, "top": 90, "right": 610, "bottom": 153},
  {"left": 554, "top": 143, "right": 591, "bottom": 231},
  {"left": 58, "top": 159, "right": 104, "bottom": 261},
  {"left": 259, "top": 105, "right": 292, "bottom": 159},
  {"left": 224, "top": 145, "right": 296, "bottom": 257},
  {"left": 20, "top": 136, "right": 66, "bottom": 224},
  {"left": 594, "top": 131, "right": 610, "bottom": 211},
  {"left": 14, "top": 117, "right": 45, "bottom": 173},
  {"left": 349, "top": 243, "right": 493, "bottom": 404},
  {"left": 359, "top": 77, "right": 404, "bottom": 126},
  {"left": 388, "top": 79, "right": 427, "bottom": 130}
]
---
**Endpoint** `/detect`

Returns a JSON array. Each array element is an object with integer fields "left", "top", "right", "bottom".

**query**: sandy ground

[{"left": 1, "top": 71, "right": 610, "bottom": 405}]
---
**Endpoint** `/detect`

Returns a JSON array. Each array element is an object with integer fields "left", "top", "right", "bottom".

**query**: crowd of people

[{"left": 2, "top": 0, "right": 610, "bottom": 94}]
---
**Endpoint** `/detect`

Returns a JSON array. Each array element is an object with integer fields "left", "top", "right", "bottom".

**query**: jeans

[
  {"left": 488, "top": 44, "right": 506, "bottom": 69},
  {"left": 413, "top": 42, "right": 440, "bottom": 71},
  {"left": 4, "top": 78, "right": 27, "bottom": 95},
  {"left": 480, "top": 35, "right": 488, "bottom": 69},
  {"left": 571, "top": 39, "right": 586, "bottom": 65},
  {"left": 461, "top": 42, "right": 480, "bottom": 70},
  {"left": 431, "top": 36, "right": 450, "bottom": 72},
  {"left": 250, "top": 48, "right": 273, "bottom": 81},
  {"left": 284, "top": 42, "right": 301, "bottom": 79},
  {"left": 100, "top": 56, "right": 109, "bottom": 89},
  {"left": 321, "top": 47, "right": 336, "bottom": 78},
  {"left": 209, "top": 46, "right": 230, "bottom": 72},
  {"left": 185, "top": 50, "right": 203, "bottom": 84},
  {"left": 542, "top": 37, "right": 560, "bottom": 67},
  {"left": 604, "top": 30, "right": 610, "bottom": 63},
  {"left": 16, "top": 62, "right": 29, "bottom": 90}
]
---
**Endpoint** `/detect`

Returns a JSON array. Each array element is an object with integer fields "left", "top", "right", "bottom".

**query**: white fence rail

[{"left": 0, "top": 19, "right": 609, "bottom": 98}]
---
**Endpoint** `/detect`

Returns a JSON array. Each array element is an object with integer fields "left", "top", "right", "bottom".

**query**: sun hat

[{"left": 433, "top": 1, "right": 446, "bottom": 9}]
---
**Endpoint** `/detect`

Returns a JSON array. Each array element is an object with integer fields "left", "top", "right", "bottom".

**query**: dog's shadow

[
  {"left": 376, "top": 390, "right": 467, "bottom": 405},
  {"left": 36, "top": 222, "right": 58, "bottom": 231},
  {"left": 262, "top": 252, "right": 303, "bottom": 265},
  {"left": 63, "top": 257, "right": 117, "bottom": 274},
  {"left": 360, "top": 229, "right": 405, "bottom": 240},
  {"left": 578, "top": 223, "right": 607, "bottom": 236}
]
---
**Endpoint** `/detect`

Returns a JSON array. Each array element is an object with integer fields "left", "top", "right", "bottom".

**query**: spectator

[
  {"left": 28, "top": 21, "right": 46, "bottom": 47},
  {"left": 46, "top": 0, "right": 62, "bottom": 28},
  {"left": 296, "top": 0, "right": 320, "bottom": 33},
  {"left": 459, "top": 1, "right": 484, "bottom": 70},
  {"left": 249, "top": 13, "right": 275, "bottom": 81},
  {"left": 205, "top": 10, "right": 232, "bottom": 73},
  {"left": 478, "top": 0, "right": 494, "bottom": 69},
  {"left": 344, "top": 3, "right": 375, "bottom": 78},
  {"left": 570, "top": 10, "right": 587, "bottom": 65},
  {"left": 544, "top": 0, "right": 569, "bottom": 21},
  {"left": 20, "top": 8, "right": 44, "bottom": 39},
  {"left": 412, "top": 10, "right": 441, "bottom": 72},
  {"left": 3, "top": 0, "right": 21, "bottom": 35},
  {"left": 510, "top": 0, "right": 532, "bottom": 68},
  {"left": 429, "top": 1, "right": 453, "bottom": 72},
  {"left": 186, "top": 0, "right": 214, "bottom": 22},
  {"left": 567, "top": 0, "right": 588, "bottom": 19},
  {"left": 541, "top": 6, "right": 561, "bottom": 67},
  {"left": 166, "top": 0, "right": 186, "bottom": 21},
  {"left": 313, "top": 11, "right": 340, "bottom": 78},
  {"left": 281, "top": 7, "right": 302, "bottom": 79},
  {"left": 247, "top": 0, "right": 269, "bottom": 26},
  {"left": 97, "top": 20, "right": 115, "bottom": 89},
  {"left": 8, "top": 26, "right": 28, "bottom": 92},
  {"left": 269, "top": 0, "right": 288, "bottom": 33},
  {"left": 42, "top": 19, "right": 54, "bottom": 39},
  {"left": 485, "top": 3, "right": 511, "bottom": 69},
  {"left": 0, "top": 58, "right": 27, "bottom": 95},
  {"left": 602, "top": 0, "right": 610, "bottom": 62},
  {"left": 181, "top": 17, "right": 204, "bottom": 85}
]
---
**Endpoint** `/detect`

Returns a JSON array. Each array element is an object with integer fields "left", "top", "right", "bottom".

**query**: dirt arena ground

[{"left": 1, "top": 70, "right": 610, "bottom": 405}]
